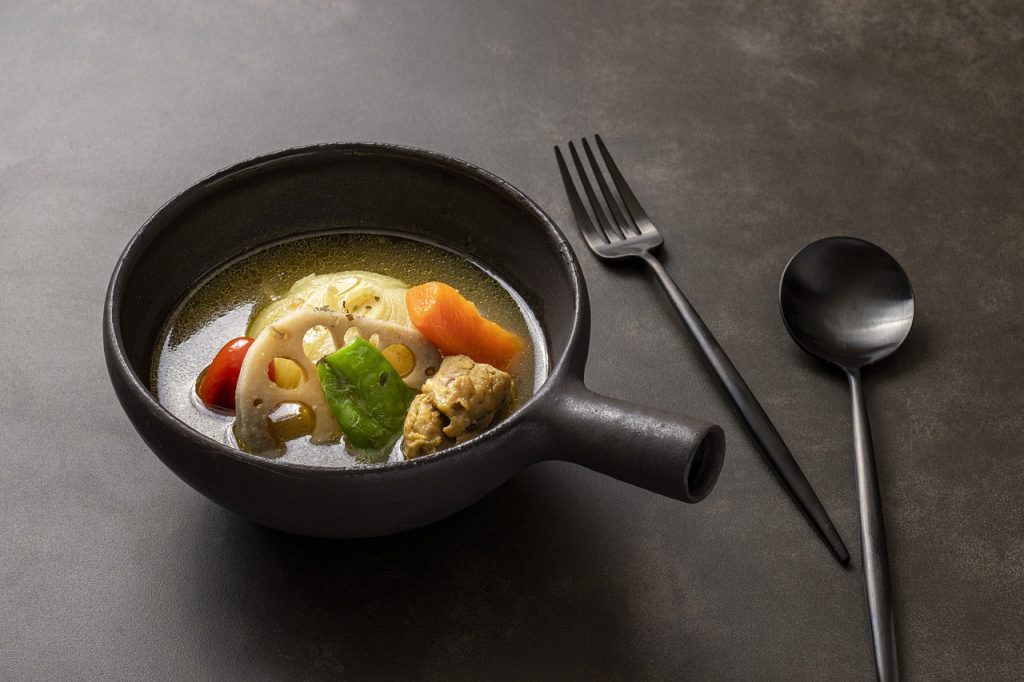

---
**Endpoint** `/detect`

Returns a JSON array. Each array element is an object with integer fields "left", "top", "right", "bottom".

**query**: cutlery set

[{"left": 555, "top": 135, "right": 913, "bottom": 682}]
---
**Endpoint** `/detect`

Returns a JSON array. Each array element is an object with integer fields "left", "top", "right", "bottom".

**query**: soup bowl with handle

[{"left": 104, "top": 143, "right": 726, "bottom": 538}]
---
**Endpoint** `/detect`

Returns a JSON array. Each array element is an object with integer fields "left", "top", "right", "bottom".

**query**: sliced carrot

[{"left": 406, "top": 282, "right": 524, "bottom": 370}]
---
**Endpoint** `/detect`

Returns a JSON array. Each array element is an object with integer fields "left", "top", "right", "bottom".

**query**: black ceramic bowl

[{"left": 104, "top": 143, "right": 725, "bottom": 538}]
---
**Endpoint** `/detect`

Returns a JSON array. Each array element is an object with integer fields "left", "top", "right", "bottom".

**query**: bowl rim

[{"left": 104, "top": 141, "right": 586, "bottom": 476}]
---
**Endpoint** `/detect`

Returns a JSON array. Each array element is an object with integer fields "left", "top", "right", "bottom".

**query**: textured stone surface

[{"left": 2, "top": 1, "right": 1021, "bottom": 679}]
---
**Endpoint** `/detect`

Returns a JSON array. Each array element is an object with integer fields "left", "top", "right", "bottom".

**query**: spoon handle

[
  {"left": 847, "top": 368, "right": 899, "bottom": 682},
  {"left": 641, "top": 252, "right": 849, "bottom": 564}
]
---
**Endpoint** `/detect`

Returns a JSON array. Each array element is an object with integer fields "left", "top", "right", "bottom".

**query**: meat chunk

[
  {"left": 426, "top": 355, "right": 512, "bottom": 439},
  {"left": 402, "top": 393, "right": 446, "bottom": 458},
  {"left": 402, "top": 354, "right": 513, "bottom": 458}
]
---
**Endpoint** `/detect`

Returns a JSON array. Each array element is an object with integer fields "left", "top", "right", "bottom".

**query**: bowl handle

[{"left": 540, "top": 379, "right": 726, "bottom": 503}]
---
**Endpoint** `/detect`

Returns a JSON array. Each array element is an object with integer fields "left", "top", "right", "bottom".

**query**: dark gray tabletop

[{"left": 3, "top": 1, "right": 1021, "bottom": 680}]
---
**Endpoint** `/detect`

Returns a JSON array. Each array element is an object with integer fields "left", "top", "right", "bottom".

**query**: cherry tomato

[{"left": 197, "top": 337, "right": 258, "bottom": 411}]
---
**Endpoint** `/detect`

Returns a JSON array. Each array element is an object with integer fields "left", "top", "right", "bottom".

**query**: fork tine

[
  {"left": 582, "top": 137, "right": 637, "bottom": 236},
  {"left": 568, "top": 141, "right": 619, "bottom": 242},
  {"left": 554, "top": 145, "right": 606, "bottom": 249},
  {"left": 595, "top": 134, "right": 658, "bottom": 234}
]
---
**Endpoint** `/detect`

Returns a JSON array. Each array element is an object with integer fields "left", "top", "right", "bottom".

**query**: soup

[{"left": 152, "top": 232, "right": 547, "bottom": 467}]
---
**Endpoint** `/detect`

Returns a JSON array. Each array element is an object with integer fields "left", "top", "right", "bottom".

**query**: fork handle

[{"left": 640, "top": 252, "right": 850, "bottom": 565}]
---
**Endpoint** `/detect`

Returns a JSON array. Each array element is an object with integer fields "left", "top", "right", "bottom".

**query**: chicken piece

[
  {"left": 402, "top": 393, "right": 446, "bottom": 458},
  {"left": 402, "top": 354, "right": 513, "bottom": 458},
  {"left": 426, "top": 355, "right": 512, "bottom": 438}
]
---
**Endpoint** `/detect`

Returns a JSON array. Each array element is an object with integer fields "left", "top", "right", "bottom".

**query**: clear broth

[{"left": 152, "top": 231, "right": 547, "bottom": 467}]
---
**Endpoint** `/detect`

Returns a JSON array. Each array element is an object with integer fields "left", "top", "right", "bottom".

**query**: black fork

[{"left": 556, "top": 135, "right": 850, "bottom": 565}]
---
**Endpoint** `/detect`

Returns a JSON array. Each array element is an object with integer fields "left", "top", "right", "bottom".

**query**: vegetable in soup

[{"left": 152, "top": 232, "right": 546, "bottom": 467}]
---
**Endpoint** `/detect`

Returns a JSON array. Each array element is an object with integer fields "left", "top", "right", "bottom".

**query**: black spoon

[{"left": 780, "top": 237, "right": 914, "bottom": 682}]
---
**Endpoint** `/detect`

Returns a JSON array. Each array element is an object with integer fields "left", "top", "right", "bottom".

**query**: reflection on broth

[{"left": 152, "top": 232, "right": 546, "bottom": 468}]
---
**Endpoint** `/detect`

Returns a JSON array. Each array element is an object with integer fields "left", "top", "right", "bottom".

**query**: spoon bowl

[{"left": 780, "top": 237, "right": 914, "bottom": 369}]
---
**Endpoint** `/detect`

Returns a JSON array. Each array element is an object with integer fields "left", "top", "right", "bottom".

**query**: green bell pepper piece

[{"left": 317, "top": 337, "right": 416, "bottom": 453}]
